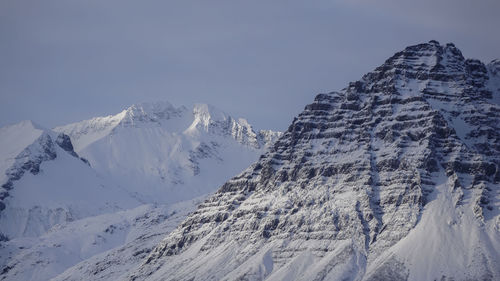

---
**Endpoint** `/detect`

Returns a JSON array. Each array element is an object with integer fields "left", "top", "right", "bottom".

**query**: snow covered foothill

[{"left": 1, "top": 199, "right": 200, "bottom": 281}]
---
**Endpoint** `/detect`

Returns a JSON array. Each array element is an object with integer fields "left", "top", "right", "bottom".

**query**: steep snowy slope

[
  {"left": 0, "top": 103, "right": 280, "bottom": 281},
  {"left": 130, "top": 41, "right": 500, "bottom": 281},
  {"left": 0, "top": 121, "right": 48, "bottom": 186},
  {"left": 50, "top": 199, "right": 201, "bottom": 281},
  {"left": 1, "top": 200, "right": 200, "bottom": 281},
  {"left": 0, "top": 121, "right": 145, "bottom": 280},
  {"left": 0, "top": 121, "right": 139, "bottom": 239},
  {"left": 55, "top": 102, "right": 280, "bottom": 204}
]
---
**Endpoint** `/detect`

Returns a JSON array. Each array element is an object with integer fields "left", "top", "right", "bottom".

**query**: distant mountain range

[
  {"left": 0, "top": 102, "right": 279, "bottom": 281},
  {"left": 1, "top": 41, "right": 500, "bottom": 281}
]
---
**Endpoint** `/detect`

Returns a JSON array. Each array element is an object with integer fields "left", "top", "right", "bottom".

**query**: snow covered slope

[
  {"left": 0, "top": 120, "right": 146, "bottom": 280},
  {"left": 50, "top": 199, "right": 201, "bottom": 281},
  {"left": 55, "top": 102, "right": 280, "bottom": 204},
  {"left": 0, "top": 103, "right": 280, "bottom": 281},
  {"left": 130, "top": 41, "right": 500, "bottom": 281},
  {"left": 0, "top": 121, "right": 139, "bottom": 239},
  {"left": 1, "top": 200, "right": 200, "bottom": 281}
]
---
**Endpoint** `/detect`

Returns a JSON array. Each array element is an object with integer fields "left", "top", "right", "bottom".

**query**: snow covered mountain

[
  {"left": 0, "top": 121, "right": 148, "bottom": 280},
  {"left": 0, "top": 103, "right": 280, "bottom": 281},
  {"left": 0, "top": 120, "right": 140, "bottom": 239},
  {"left": 129, "top": 41, "right": 500, "bottom": 281},
  {"left": 54, "top": 102, "right": 280, "bottom": 204}
]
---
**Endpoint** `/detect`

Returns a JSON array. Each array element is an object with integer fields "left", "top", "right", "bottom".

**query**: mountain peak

[
  {"left": 119, "top": 101, "right": 187, "bottom": 126},
  {"left": 355, "top": 41, "right": 496, "bottom": 103},
  {"left": 428, "top": 39, "right": 439, "bottom": 44},
  {"left": 187, "top": 103, "right": 262, "bottom": 147},
  {"left": 131, "top": 41, "right": 500, "bottom": 281},
  {"left": 124, "top": 101, "right": 179, "bottom": 114},
  {"left": 192, "top": 103, "right": 230, "bottom": 124},
  {"left": 489, "top": 59, "right": 500, "bottom": 75},
  {"left": 370, "top": 41, "right": 466, "bottom": 80},
  {"left": 0, "top": 120, "right": 48, "bottom": 169},
  {"left": 4, "top": 120, "right": 47, "bottom": 132}
]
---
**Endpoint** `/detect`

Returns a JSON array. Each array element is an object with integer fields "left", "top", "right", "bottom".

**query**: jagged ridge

[
  {"left": 130, "top": 41, "right": 500, "bottom": 281},
  {"left": 54, "top": 102, "right": 281, "bottom": 204},
  {"left": 0, "top": 103, "right": 281, "bottom": 281},
  {"left": 0, "top": 121, "right": 87, "bottom": 212}
]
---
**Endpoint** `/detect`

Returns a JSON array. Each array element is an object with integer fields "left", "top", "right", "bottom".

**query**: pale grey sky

[{"left": 1, "top": 0, "right": 499, "bottom": 130}]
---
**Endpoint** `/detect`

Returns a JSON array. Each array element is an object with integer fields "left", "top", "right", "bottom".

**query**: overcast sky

[{"left": 1, "top": 0, "right": 499, "bottom": 131}]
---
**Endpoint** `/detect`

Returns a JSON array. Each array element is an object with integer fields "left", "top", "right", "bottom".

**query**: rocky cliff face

[{"left": 131, "top": 41, "right": 500, "bottom": 281}]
